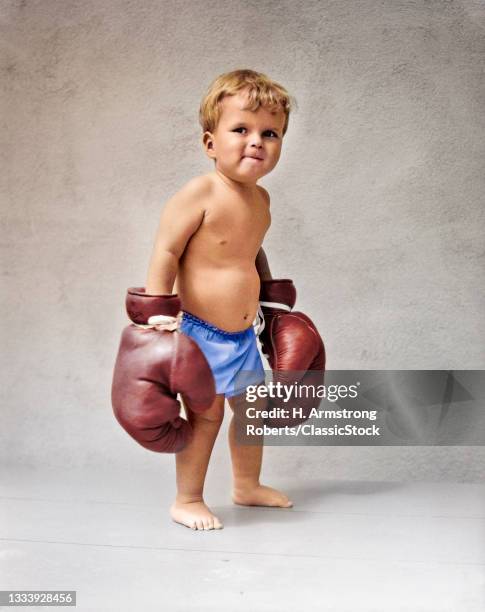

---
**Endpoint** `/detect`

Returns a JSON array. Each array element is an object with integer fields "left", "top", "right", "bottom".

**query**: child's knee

[{"left": 190, "top": 396, "right": 225, "bottom": 426}]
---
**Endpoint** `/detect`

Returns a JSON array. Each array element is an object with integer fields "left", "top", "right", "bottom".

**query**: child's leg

[
  {"left": 227, "top": 392, "right": 293, "bottom": 508},
  {"left": 170, "top": 394, "right": 225, "bottom": 530}
]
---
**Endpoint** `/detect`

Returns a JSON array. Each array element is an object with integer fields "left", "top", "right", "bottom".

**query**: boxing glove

[
  {"left": 258, "top": 279, "right": 325, "bottom": 427},
  {"left": 111, "top": 288, "right": 216, "bottom": 453}
]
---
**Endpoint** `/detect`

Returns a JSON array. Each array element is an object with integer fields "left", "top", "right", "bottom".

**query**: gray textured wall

[{"left": 1, "top": 0, "right": 484, "bottom": 480}]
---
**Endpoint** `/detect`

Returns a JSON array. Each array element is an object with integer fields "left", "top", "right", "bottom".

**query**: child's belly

[{"left": 176, "top": 263, "right": 260, "bottom": 332}]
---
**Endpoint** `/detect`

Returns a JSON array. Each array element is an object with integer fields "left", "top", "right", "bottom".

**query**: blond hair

[{"left": 199, "top": 69, "right": 295, "bottom": 136}]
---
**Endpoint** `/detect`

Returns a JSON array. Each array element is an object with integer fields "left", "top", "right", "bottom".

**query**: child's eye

[
  {"left": 263, "top": 130, "right": 278, "bottom": 138},
  {"left": 233, "top": 127, "right": 247, "bottom": 133}
]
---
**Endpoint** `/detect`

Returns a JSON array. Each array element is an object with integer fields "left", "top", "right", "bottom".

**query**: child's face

[{"left": 204, "top": 90, "right": 286, "bottom": 185}]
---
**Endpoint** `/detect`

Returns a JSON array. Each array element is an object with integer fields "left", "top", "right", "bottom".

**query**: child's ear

[{"left": 203, "top": 131, "right": 216, "bottom": 158}]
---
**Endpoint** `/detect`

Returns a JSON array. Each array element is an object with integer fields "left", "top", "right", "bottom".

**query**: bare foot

[
  {"left": 170, "top": 499, "right": 223, "bottom": 530},
  {"left": 232, "top": 484, "right": 293, "bottom": 508}
]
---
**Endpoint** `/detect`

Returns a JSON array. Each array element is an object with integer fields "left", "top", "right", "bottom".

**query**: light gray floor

[{"left": 1, "top": 467, "right": 484, "bottom": 611}]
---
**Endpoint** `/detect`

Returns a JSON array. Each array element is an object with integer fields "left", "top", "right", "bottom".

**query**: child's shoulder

[
  {"left": 162, "top": 174, "right": 214, "bottom": 216},
  {"left": 175, "top": 174, "right": 214, "bottom": 201},
  {"left": 256, "top": 184, "right": 270, "bottom": 207}
]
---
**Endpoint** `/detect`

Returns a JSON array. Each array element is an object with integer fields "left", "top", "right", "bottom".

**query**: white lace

[
  {"left": 133, "top": 312, "right": 182, "bottom": 332},
  {"left": 253, "top": 304, "right": 266, "bottom": 336},
  {"left": 259, "top": 300, "right": 292, "bottom": 312}
]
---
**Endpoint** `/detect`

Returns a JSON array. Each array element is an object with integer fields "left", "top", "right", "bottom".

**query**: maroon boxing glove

[
  {"left": 111, "top": 288, "right": 215, "bottom": 453},
  {"left": 259, "top": 279, "right": 326, "bottom": 427}
]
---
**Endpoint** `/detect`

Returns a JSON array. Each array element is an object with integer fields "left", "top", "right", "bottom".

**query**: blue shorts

[{"left": 179, "top": 311, "right": 265, "bottom": 398}]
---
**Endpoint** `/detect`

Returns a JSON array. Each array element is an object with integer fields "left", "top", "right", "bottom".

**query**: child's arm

[
  {"left": 256, "top": 247, "right": 272, "bottom": 281},
  {"left": 255, "top": 185, "right": 272, "bottom": 282},
  {"left": 145, "top": 179, "right": 207, "bottom": 294}
]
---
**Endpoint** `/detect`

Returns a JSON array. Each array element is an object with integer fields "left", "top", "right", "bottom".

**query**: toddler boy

[{"left": 145, "top": 69, "right": 294, "bottom": 530}]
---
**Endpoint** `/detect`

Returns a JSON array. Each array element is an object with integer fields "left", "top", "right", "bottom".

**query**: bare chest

[{"left": 193, "top": 196, "right": 271, "bottom": 256}]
